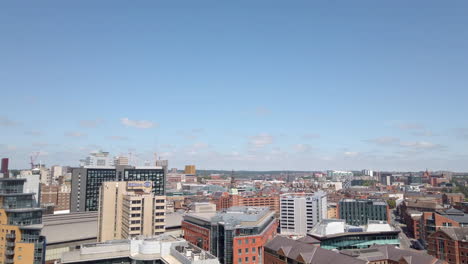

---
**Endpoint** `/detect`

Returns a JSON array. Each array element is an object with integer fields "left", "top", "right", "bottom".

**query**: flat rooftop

[
  {"left": 309, "top": 219, "right": 396, "bottom": 238},
  {"left": 42, "top": 211, "right": 98, "bottom": 244}
]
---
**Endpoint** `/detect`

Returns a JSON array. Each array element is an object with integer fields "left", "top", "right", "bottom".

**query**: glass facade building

[
  {"left": 71, "top": 166, "right": 165, "bottom": 212},
  {"left": 339, "top": 199, "right": 389, "bottom": 226},
  {"left": 0, "top": 178, "right": 45, "bottom": 264}
]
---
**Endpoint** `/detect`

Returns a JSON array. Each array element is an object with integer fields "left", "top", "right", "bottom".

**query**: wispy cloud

[
  {"left": 65, "top": 131, "right": 87, "bottom": 138},
  {"left": 344, "top": 151, "right": 359, "bottom": 157},
  {"left": 399, "top": 141, "right": 445, "bottom": 150},
  {"left": 293, "top": 144, "right": 312, "bottom": 153},
  {"left": 0, "top": 116, "right": 20, "bottom": 127},
  {"left": 366, "top": 137, "right": 400, "bottom": 145},
  {"left": 397, "top": 123, "right": 425, "bottom": 130},
  {"left": 367, "top": 136, "right": 445, "bottom": 151},
  {"left": 249, "top": 133, "right": 274, "bottom": 148},
  {"left": 109, "top": 136, "right": 128, "bottom": 141},
  {"left": 121, "top": 118, "right": 157, "bottom": 129},
  {"left": 80, "top": 119, "right": 104, "bottom": 128}
]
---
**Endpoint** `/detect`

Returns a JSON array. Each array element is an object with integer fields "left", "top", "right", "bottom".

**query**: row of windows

[
  {"left": 237, "top": 238, "right": 256, "bottom": 245},
  {"left": 238, "top": 247, "right": 257, "bottom": 254},
  {"left": 238, "top": 256, "right": 257, "bottom": 263}
]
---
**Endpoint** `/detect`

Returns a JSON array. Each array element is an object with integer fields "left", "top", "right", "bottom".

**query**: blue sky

[{"left": 1, "top": 1, "right": 468, "bottom": 171}]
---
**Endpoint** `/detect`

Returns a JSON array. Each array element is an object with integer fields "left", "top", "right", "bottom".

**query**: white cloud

[
  {"left": 344, "top": 151, "right": 359, "bottom": 157},
  {"left": 293, "top": 144, "right": 312, "bottom": 153},
  {"left": 121, "top": 118, "right": 157, "bottom": 129},
  {"left": 399, "top": 141, "right": 444, "bottom": 150},
  {"left": 249, "top": 133, "right": 274, "bottom": 148}
]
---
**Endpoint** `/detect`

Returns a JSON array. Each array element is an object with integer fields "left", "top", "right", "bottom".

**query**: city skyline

[{"left": 2, "top": 1, "right": 468, "bottom": 171}]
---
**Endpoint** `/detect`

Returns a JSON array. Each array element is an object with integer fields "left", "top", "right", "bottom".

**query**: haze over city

[{"left": 1, "top": 1, "right": 468, "bottom": 171}]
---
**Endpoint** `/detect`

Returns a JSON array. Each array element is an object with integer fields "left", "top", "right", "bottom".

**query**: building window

[
  {"left": 252, "top": 247, "right": 256, "bottom": 253},
  {"left": 238, "top": 249, "right": 242, "bottom": 255},
  {"left": 245, "top": 257, "right": 249, "bottom": 262},
  {"left": 239, "top": 258, "right": 242, "bottom": 263},
  {"left": 238, "top": 240, "right": 242, "bottom": 245},
  {"left": 245, "top": 248, "right": 249, "bottom": 253},
  {"left": 245, "top": 239, "right": 249, "bottom": 244},
  {"left": 252, "top": 256, "right": 256, "bottom": 262}
]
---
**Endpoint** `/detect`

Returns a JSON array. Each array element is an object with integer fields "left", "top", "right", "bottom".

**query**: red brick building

[
  {"left": 211, "top": 193, "right": 279, "bottom": 214},
  {"left": 428, "top": 227, "right": 468, "bottom": 264},
  {"left": 443, "top": 193, "right": 465, "bottom": 205},
  {"left": 182, "top": 206, "right": 277, "bottom": 264},
  {"left": 41, "top": 183, "right": 71, "bottom": 213},
  {"left": 419, "top": 208, "right": 468, "bottom": 245}
]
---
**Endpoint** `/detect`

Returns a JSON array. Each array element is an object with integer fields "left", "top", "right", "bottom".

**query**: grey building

[
  {"left": 71, "top": 166, "right": 165, "bottom": 212},
  {"left": 339, "top": 199, "right": 389, "bottom": 226},
  {"left": 61, "top": 235, "right": 219, "bottom": 264}
]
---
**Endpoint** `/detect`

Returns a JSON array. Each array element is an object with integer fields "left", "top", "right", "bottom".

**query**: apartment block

[
  {"left": 0, "top": 178, "right": 46, "bottom": 264},
  {"left": 98, "top": 181, "right": 165, "bottom": 242},
  {"left": 280, "top": 191, "right": 327, "bottom": 236},
  {"left": 428, "top": 226, "right": 468, "bottom": 264},
  {"left": 339, "top": 199, "right": 389, "bottom": 226}
]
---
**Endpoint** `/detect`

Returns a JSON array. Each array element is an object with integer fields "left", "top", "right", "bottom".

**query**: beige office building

[{"left": 98, "top": 181, "right": 166, "bottom": 242}]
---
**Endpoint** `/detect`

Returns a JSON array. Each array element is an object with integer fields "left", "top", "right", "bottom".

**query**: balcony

[
  {"left": 5, "top": 250, "right": 14, "bottom": 255},
  {"left": 6, "top": 242, "right": 15, "bottom": 247},
  {"left": 6, "top": 233, "right": 15, "bottom": 239},
  {"left": 5, "top": 258, "right": 14, "bottom": 264}
]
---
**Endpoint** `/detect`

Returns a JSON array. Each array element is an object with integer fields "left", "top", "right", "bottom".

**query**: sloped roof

[
  {"left": 436, "top": 227, "right": 468, "bottom": 241},
  {"left": 264, "top": 236, "right": 366, "bottom": 264}
]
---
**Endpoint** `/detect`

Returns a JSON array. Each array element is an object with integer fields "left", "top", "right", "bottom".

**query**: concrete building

[
  {"left": 339, "top": 199, "right": 390, "bottom": 226},
  {"left": 42, "top": 212, "right": 98, "bottom": 263},
  {"left": 79, "top": 151, "right": 114, "bottom": 168},
  {"left": 0, "top": 177, "right": 46, "bottom": 264},
  {"left": 17, "top": 171, "right": 41, "bottom": 204},
  {"left": 61, "top": 235, "right": 219, "bottom": 264},
  {"left": 182, "top": 206, "right": 277, "bottom": 264},
  {"left": 264, "top": 236, "right": 366, "bottom": 264},
  {"left": 98, "top": 181, "right": 165, "bottom": 242},
  {"left": 280, "top": 191, "right": 327, "bottom": 236},
  {"left": 307, "top": 219, "right": 400, "bottom": 250},
  {"left": 113, "top": 156, "right": 129, "bottom": 166},
  {"left": 428, "top": 226, "right": 468, "bottom": 264},
  {"left": 185, "top": 165, "right": 196, "bottom": 175},
  {"left": 71, "top": 165, "right": 165, "bottom": 212}
]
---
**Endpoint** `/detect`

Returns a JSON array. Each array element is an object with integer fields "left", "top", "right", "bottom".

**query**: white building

[
  {"left": 17, "top": 171, "right": 41, "bottom": 204},
  {"left": 79, "top": 151, "right": 114, "bottom": 168},
  {"left": 280, "top": 191, "right": 328, "bottom": 236}
]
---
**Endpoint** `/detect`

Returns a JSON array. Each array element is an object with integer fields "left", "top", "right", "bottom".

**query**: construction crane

[{"left": 30, "top": 152, "right": 40, "bottom": 169}]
